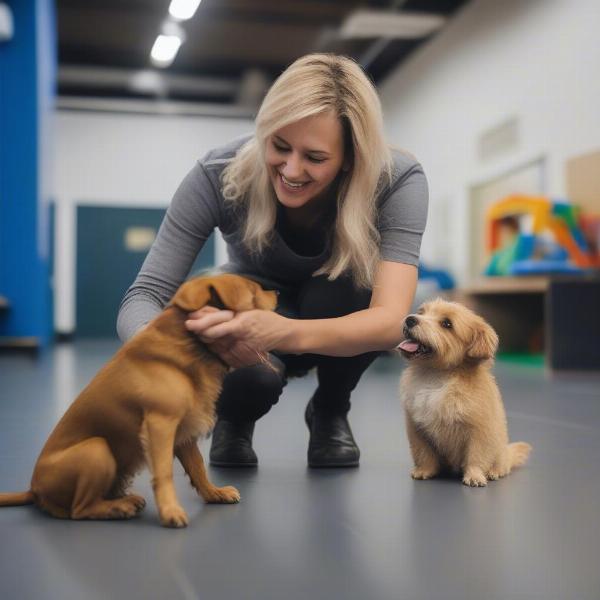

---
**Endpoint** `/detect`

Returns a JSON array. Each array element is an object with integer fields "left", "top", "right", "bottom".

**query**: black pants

[{"left": 216, "top": 274, "right": 381, "bottom": 423}]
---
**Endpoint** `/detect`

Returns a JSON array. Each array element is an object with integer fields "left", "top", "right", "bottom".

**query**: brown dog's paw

[
  {"left": 121, "top": 494, "right": 146, "bottom": 514},
  {"left": 463, "top": 468, "right": 487, "bottom": 487},
  {"left": 159, "top": 504, "right": 189, "bottom": 528},
  {"left": 411, "top": 467, "right": 438, "bottom": 480},
  {"left": 204, "top": 485, "right": 241, "bottom": 504},
  {"left": 106, "top": 496, "right": 146, "bottom": 518}
]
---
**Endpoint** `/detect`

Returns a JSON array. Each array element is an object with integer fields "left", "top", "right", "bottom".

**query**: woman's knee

[{"left": 217, "top": 362, "right": 286, "bottom": 421}]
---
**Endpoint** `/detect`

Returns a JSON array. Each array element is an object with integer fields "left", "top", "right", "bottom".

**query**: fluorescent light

[
  {"left": 150, "top": 35, "right": 182, "bottom": 68},
  {"left": 340, "top": 10, "right": 445, "bottom": 40},
  {"left": 169, "top": 0, "right": 201, "bottom": 21}
]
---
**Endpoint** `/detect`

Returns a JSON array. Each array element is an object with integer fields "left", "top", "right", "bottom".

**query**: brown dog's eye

[{"left": 441, "top": 318, "right": 453, "bottom": 329}]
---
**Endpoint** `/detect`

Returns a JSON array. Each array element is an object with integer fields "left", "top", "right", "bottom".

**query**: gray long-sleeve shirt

[{"left": 117, "top": 135, "right": 428, "bottom": 342}]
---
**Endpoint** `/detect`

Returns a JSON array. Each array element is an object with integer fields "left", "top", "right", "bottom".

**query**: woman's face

[{"left": 265, "top": 111, "right": 346, "bottom": 212}]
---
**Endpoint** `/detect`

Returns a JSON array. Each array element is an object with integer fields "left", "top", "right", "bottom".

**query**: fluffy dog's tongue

[{"left": 398, "top": 340, "right": 419, "bottom": 353}]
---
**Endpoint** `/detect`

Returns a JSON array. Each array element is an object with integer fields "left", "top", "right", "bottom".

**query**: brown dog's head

[
  {"left": 397, "top": 298, "right": 498, "bottom": 369},
  {"left": 171, "top": 274, "right": 278, "bottom": 313}
]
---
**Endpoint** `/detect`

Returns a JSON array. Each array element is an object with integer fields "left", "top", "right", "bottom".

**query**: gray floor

[{"left": 1, "top": 340, "right": 599, "bottom": 600}]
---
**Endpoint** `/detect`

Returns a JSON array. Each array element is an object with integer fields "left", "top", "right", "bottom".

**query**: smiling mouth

[
  {"left": 397, "top": 338, "right": 433, "bottom": 358},
  {"left": 279, "top": 173, "right": 310, "bottom": 191}
]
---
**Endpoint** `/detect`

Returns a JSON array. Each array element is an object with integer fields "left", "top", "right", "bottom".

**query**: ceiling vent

[{"left": 339, "top": 9, "right": 445, "bottom": 40}]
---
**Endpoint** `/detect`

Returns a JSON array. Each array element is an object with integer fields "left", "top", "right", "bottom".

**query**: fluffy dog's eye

[{"left": 441, "top": 318, "right": 453, "bottom": 329}]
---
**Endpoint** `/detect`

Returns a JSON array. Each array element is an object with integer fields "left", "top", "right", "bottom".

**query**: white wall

[
  {"left": 55, "top": 0, "right": 600, "bottom": 330},
  {"left": 380, "top": 0, "right": 600, "bottom": 284},
  {"left": 54, "top": 110, "right": 253, "bottom": 333}
]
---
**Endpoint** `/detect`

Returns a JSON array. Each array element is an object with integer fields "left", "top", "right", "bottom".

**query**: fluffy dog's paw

[
  {"left": 463, "top": 468, "right": 487, "bottom": 487},
  {"left": 487, "top": 467, "right": 508, "bottom": 480},
  {"left": 159, "top": 504, "right": 189, "bottom": 528},
  {"left": 204, "top": 485, "right": 241, "bottom": 504},
  {"left": 411, "top": 467, "right": 438, "bottom": 480}
]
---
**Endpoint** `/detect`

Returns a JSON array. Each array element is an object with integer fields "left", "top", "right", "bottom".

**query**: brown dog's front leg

[
  {"left": 143, "top": 413, "right": 188, "bottom": 527},
  {"left": 176, "top": 440, "right": 240, "bottom": 504}
]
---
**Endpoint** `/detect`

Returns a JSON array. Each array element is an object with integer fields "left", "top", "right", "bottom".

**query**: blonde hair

[{"left": 221, "top": 53, "right": 393, "bottom": 288}]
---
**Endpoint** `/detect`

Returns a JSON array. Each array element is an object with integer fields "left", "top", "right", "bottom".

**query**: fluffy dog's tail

[
  {"left": 0, "top": 491, "right": 35, "bottom": 507},
  {"left": 508, "top": 442, "right": 532, "bottom": 469}
]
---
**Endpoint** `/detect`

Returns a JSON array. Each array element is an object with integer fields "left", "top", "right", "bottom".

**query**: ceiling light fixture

[
  {"left": 150, "top": 21, "right": 185, "bottom": 68},
  {"left": 150, "top": 35, "right": 182, "bottom": 68},
  {"left": 169, "top": 0, "right": 201, "bottom": 21}
]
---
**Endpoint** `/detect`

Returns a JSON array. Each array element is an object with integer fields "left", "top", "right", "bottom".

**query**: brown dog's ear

[
  {"left": 467, "top": 318, "right": 499, "bottom": 360},
  {"left": 171, "top": 275, "right": 257, "bottom": 313},
  {"left": 208, "top": 276, "right": 255, "bottom": 311},
  {"left": 170, "top": 279, "right": 213, "bottom": 312}
]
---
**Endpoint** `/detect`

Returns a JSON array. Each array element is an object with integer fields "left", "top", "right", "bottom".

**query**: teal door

[{"left": 76, "top": 206, "right": 215, "bottom": 337}]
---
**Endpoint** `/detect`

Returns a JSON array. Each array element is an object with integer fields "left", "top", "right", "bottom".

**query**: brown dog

[
  {"left": 398, "top": 298, "right": 531, "bottom": 487},
  {"left": 0, "top": 274, "right": 277, "bottom": 527}
]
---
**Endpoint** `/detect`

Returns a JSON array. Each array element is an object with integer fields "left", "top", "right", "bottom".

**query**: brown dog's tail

[
  {"left": 0, "top": 491, "right": 35, "bottom": 507},
  {"left": 508, "top": 442, "right": 532, "bottom": 469}
]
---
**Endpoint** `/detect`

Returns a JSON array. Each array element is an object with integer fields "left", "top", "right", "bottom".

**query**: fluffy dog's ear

[{"left": 467, "top": 318, "right": 499, "bottom": 360}]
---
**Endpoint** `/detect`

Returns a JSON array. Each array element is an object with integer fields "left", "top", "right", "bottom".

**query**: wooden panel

[
  {"left": 461, "top": 276, "right": 550, "bottom": 295},
  {"left": 566, "top": 149, "right": 600, "bottom": 214}
]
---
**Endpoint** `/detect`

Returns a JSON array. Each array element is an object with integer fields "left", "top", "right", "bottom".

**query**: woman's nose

[{"left": 281, "top": 154, "right": 303, "bottom": 178}]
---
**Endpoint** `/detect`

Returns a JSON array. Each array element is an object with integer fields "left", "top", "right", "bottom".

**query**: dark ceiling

[{"left": 57, "top": 0, "right": 470, "bottom": 114}]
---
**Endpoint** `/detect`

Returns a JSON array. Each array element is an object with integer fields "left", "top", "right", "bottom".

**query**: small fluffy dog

[
  {"left": 398, "top": 299, "right": 531, "bottom": 487},
  {"left": 0, "top": 274, "right": 277, "bottom": 526}
]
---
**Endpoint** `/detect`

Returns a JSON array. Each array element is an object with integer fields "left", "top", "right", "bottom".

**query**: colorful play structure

[{"left": 484, "top": 195, "right": 600, "bottom": 276}]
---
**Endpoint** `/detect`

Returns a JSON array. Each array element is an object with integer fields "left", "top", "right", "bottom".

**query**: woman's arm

[
  {"left": 186, "top": 261, "right": 417, "bottom": 363},
  {"left": 288, "top": 261, "right": 417, "bottom": 356}
]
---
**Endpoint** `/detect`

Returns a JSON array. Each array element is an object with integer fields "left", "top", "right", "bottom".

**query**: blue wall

[{"left": 0, "top": 0, "right": 55, "bottom": 346}]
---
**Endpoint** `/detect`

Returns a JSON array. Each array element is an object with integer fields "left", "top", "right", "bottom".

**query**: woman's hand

[{"left": 184, "top": 307, "right": 294, "bottom": 368}]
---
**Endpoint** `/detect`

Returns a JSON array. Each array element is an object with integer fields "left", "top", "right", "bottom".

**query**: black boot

[
  {"left": 305, "top": 400, "right": 360, "bottom": 468},
  {"left": 209, "top": 420, "right": 258, "bottom": 467}
]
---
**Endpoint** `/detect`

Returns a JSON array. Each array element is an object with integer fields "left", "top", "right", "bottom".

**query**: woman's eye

[
  {"left": 272, "top": 142, "right": 325, "bottom": 163},
  {"left": 441, "top": 318, "right": 453, "bottom": 329}
]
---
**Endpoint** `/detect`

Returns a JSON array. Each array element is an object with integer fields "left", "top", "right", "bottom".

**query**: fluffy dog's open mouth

[{"left": 397, "top": 339, "right": 433, "bottom": 358}]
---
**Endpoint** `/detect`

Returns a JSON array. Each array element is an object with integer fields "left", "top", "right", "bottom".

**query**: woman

[{"left": 117, "top": 54, "right": 428, "bottom": 468}]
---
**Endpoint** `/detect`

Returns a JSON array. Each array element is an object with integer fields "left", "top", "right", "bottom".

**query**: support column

[{"left": 0, "top": 0, "right": 56, "bottom": 347}]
